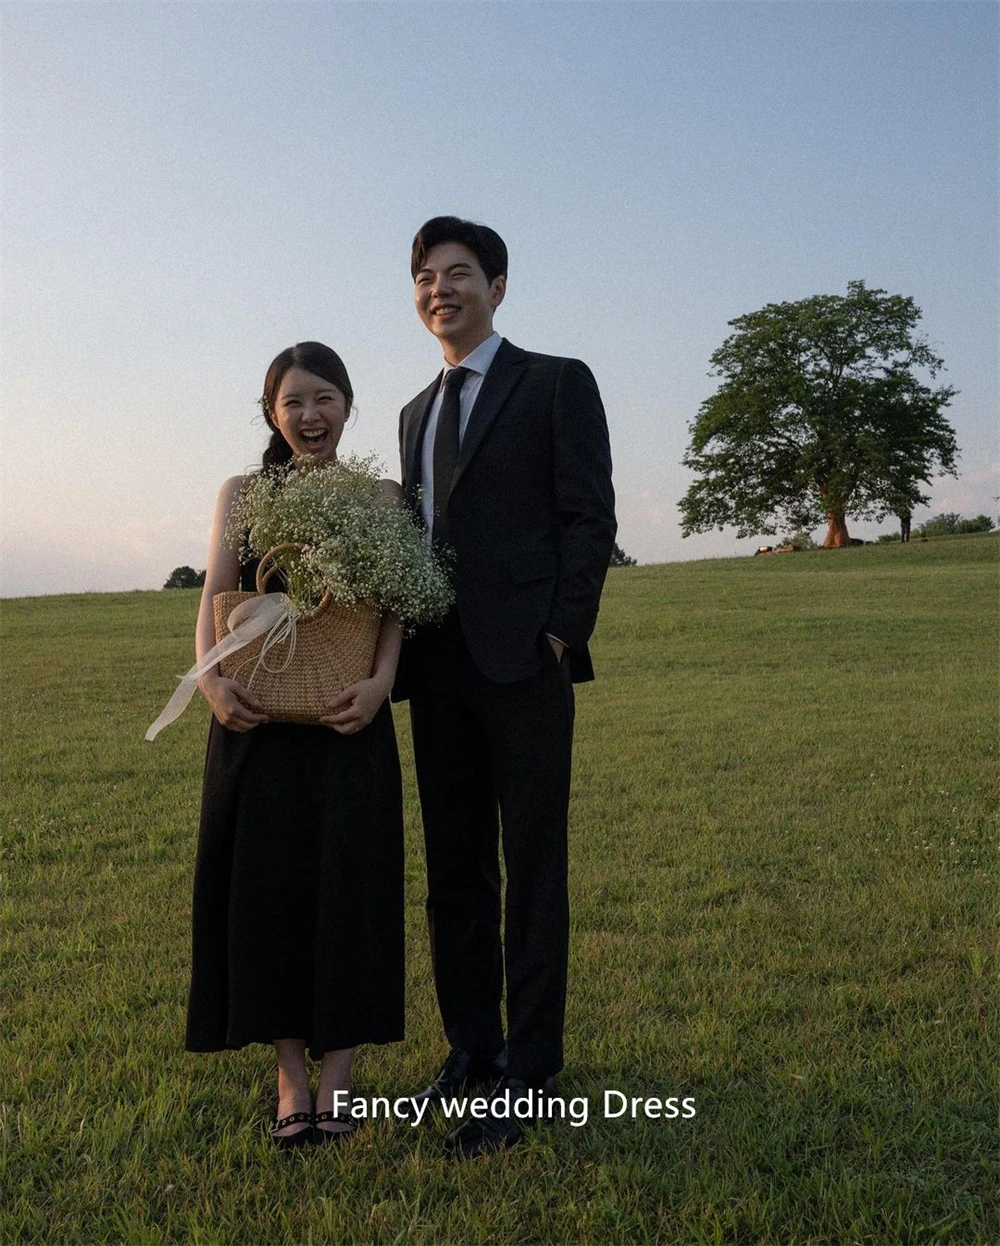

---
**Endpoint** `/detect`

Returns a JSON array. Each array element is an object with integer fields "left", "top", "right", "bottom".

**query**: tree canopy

[
  {"left": 163, "top": 566, "right": 206, "bottom": 589},
  {"left": 680, "top": 281, "right": 958, "bottom": 548},
  {"left": 609, "top": 542, "right": 637, "bottom": 567}
]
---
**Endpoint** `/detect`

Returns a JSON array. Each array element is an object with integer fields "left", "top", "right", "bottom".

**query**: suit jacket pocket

[{"left": 509, "top": 550, "right": 559, "bottom": 584}]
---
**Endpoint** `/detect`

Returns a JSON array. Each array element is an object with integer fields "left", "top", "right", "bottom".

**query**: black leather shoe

[
  {"left": 269, "top": 1111, "right": 314, "bottom": 1151},
  {"left": 397, "top": 1046, "right": 507, "bottom": 1120},
  {"left": 444, "top": 1076, "right": 554, "bottom": 1159}
]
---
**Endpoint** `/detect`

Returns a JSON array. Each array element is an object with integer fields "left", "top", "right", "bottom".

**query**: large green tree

[{"left": 680, "top": 281, "right": 958, "bottom": 548}]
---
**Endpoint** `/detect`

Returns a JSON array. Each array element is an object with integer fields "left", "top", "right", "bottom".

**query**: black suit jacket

[{"left": 396, "top": 339, "right": 616, "bottom": 691}]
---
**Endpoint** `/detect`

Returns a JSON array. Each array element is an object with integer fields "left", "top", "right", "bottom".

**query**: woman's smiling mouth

[{"left": 299, "top": 428, "right": 329, "bottom": 449}]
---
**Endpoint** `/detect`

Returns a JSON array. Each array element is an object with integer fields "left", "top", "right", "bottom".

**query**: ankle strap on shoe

[{"left": 314, "top": 1110, "right": 354, "bottom": 1125}]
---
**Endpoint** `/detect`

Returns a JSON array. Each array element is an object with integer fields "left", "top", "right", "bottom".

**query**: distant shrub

[
  {"left": 918, "top": 513, "right": 962, "bottom": 537},
  {"left": 918, "top": 513, "right": 996, "bottom": 538},
  {"left": 164, "top": 566, "right": 206, "bottom": 589},
  {"left": 955, "top": 515, "right": 996, "bottom": 534},
  {"left": 609, "top": 542, "right": 637, "bottom": 567}
]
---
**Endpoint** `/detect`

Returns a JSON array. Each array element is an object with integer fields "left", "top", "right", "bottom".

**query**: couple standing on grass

[{"left": 184, "top": 216, "right": 617, "bottom": 1158}]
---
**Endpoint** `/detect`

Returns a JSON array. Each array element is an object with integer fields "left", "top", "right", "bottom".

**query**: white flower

[{"left": 227, "top": 455, "right": 453, "bottom": 625}]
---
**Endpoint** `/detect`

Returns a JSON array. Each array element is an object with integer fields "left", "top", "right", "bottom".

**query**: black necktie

[{"left": 431, "top": 366, "right": 470, "bottom": 545}]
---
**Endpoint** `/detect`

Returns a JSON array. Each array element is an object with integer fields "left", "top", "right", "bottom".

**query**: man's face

[{"left": 414, "top": 242, "right": 506, "bottom": 363}]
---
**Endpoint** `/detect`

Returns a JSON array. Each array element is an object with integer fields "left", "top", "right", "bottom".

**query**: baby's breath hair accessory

[{"left": 257, "top": 395, "right": 272, "bottom": 422}]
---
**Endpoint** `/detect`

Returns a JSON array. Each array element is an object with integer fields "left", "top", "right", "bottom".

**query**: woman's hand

[
  {"left": 199, "top": 673, "right": 268, "bottom": 732},
  {"left": 320, "top": 676, "right": 391, "bottom": 735},
  {"left": 321, "top": 606, "right": 400, "bottom": 736}
]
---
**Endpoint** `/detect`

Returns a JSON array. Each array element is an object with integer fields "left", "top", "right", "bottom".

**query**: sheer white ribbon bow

[{"left": 145, "top": 594, "right": 298, "bottom": 741}]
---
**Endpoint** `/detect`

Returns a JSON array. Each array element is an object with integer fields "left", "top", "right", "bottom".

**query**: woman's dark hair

[
  {"left": 260, "top": 341, "right": 354, "bottom": 470},
  {"left": 410, "top": 216, "right": 508, "bottom": 284}
]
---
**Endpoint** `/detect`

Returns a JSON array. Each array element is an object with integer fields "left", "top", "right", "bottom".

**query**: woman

[{"left": 186, "top": 342, "right": 404, "bottom": 1148}]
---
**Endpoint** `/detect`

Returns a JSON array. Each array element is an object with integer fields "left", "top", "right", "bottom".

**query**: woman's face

[{"left": 272, "top": 365, "right": 348, "bottom": 462}]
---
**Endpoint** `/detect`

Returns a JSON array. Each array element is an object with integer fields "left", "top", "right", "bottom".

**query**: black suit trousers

[{"left": 408, "top": 618, "right": 575, "bottom": 1085}]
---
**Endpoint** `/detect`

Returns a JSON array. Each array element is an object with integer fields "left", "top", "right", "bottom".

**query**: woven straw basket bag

[{"left": 213, "top": 543, "right": 380, "bottom": 724}]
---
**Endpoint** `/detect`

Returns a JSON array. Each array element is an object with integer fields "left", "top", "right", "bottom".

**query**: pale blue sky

[{"left": 2, "top": 0, "right": 996, "bottom": 595}]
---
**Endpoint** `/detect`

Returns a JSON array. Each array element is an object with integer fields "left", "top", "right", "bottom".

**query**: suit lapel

[
  {"left": 402, "top": 374, "right": 442, "bottom": 508},
  {"left": 453, "top": 340, "right": 526, "bottom": 489}
]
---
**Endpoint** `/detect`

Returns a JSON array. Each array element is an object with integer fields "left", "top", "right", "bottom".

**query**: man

[{"left": 395, "top": 216, "right": 616, "bottom": 1158}]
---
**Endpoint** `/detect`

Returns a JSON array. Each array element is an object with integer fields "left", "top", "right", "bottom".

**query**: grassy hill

[{"left": 3, "top": 536, "right": 996, "bottom": 1244}]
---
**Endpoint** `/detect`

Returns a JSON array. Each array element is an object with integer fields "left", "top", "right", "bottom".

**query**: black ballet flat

[
  {"left": 270, "top": 1110, "right": 314, "bottom": 1150},
  {"left": 312, "top": 1110, "right": 358, "bottom": 1144}
]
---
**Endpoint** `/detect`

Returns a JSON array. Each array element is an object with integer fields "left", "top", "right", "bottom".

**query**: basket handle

[{"left": 255, "top": 543, "right": 333, "bottom": 622}]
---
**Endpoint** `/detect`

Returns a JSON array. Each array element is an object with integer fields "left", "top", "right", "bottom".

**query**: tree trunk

[{"left": 823, "top": 512, "right": 851, "bottom": 547}]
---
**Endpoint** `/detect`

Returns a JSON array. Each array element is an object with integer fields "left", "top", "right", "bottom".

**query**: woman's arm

[{"left": 196, "top": 476, "right": 268, "bottom": 732}]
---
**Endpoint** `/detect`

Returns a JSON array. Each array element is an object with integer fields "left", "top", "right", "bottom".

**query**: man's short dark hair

[{"left": 410, "top": 216, "right": 508, "bottom": 284}]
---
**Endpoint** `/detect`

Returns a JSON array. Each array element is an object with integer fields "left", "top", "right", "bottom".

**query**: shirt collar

[{"left": 443, "top": 331, "right": 502, "bottom": 379}]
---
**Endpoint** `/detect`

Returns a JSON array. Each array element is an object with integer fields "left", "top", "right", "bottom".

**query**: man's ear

[{"left": 490, "top": 275, "right": 507, "bottom": 309}]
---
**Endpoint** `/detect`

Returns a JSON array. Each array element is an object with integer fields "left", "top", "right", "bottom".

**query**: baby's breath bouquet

[{"left": 228, "top": 454, "right": 452, "bottom": 626}]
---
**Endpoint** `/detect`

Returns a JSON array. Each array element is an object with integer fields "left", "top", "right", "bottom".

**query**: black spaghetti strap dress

[{"left": 185, "top": 560, "right": 404, "bottom": 1059}]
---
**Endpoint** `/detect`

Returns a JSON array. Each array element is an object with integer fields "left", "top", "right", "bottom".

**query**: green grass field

[{"left": 3, "top": 535, "right": 996, "bottom": 1244}]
